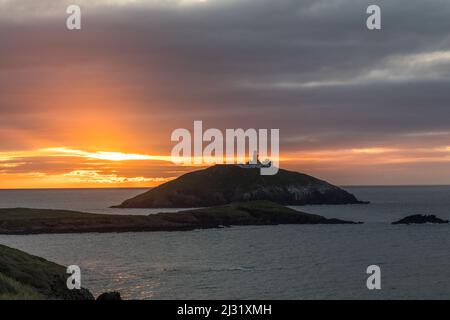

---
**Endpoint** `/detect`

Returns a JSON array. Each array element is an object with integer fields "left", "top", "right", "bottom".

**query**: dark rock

[
  {"left": 97, "top": 292, "right": 122, "bottom": 300},
  {"left": 392, "top": 214, "right": 449, "bottom": 225},
  {"left": 114, "top": 165, "right": 367, "bottom": 208}
]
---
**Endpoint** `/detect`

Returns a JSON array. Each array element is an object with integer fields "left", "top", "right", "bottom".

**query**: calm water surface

[{"left": 0, "top": 186, "right": 449, "bottom": 299}]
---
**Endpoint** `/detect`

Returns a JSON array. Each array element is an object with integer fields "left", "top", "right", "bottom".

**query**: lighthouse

[
  {"left": 237, "top": 150, "right": 271, "bottom": 168},
  {"left": 250, "top": 150, "right": 258, "bottom": 164}
]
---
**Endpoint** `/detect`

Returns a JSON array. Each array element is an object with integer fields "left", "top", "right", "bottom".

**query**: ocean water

[{"left": 0, "top": 186, "right": 449, "bottom": 299}]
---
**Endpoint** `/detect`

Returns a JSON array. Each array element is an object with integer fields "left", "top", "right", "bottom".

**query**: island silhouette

[{"left": 114, "top": 165, "right": 367, "bottom": 208}]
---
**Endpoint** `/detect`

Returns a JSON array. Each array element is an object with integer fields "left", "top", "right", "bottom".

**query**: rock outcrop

[
  {"left": 392, "top": 214, "right": 449, "bottom": 225},
  {"left": 97, "top": 291, "right": 122, "bottom": 300}
]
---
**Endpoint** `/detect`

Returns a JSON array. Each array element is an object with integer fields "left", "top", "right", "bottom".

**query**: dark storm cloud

[{"left": 2, "top": 0, "right": 450, "bottom": 153}]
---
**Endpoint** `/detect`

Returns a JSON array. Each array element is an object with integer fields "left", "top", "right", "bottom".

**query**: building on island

[{"left": 237, "top": 151, "right": 272, "bottom": 168}]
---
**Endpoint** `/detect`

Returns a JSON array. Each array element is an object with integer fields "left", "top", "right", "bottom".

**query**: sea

[{"left": 0, "top": 186, "right": 449, "bottom": 299}]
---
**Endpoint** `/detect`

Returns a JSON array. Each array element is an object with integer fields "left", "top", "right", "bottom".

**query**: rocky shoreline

[{"left": 0, "top": 201, "right": 360, "bottom": 235}]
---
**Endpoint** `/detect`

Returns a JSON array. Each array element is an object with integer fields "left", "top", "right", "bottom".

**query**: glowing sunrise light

[
  {"left": 42, "top": 147, "right": 173, "bottom": 162},
  {"left": 350, "top": 147, "right": 396, "bottom": 154},
  {"left": 63, "top": 170, "right": 171, "bottom": 184}
]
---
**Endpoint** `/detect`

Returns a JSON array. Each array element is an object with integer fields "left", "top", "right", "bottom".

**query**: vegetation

[
  {"left": 0, "top": 273, "right": 45, "bottom": 300},
  {"left": 0, "top": 201, "right": 358, "bottom": 235},
  {"left": 0, "top": 244, "right": 94, "bottom": 300},
  {"left": 114, "top": 165, "right": 365, "bottom": 208},
  {"left": 162, "top": 200, "right": 358, "bottom": 226}
]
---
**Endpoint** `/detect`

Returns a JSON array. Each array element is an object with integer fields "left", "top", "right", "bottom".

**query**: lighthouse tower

[
  {"left": 237, "top": 150, "right": 271, "bottom": 168},
  {"left": 250, "top": 150, "right": 258, "bottom": 164}
]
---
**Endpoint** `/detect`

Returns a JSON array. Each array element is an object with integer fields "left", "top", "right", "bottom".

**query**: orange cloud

[
  {"left": 2, "top": 144, "right": 450, "bottom": 188},
  {"left": 42, "top": 147, "right": 173, "bottom": 162},
  {"left": 0, "top": 148, "right": 178, "bottom": 188}
]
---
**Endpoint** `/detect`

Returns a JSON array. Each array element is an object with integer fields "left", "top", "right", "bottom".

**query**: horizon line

[{"left": 1, "top": 184, "right": 450, "bottom": 191}]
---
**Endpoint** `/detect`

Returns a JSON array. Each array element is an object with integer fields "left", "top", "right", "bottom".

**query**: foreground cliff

[
  {"left": 0, "top": 201, "right": 359, "bottom": 235},
  {"left": 0, "top": 244, "right": 94, "bottom": 300},
  {"left": 114, "top": 165, "right": 366, "bottom": 208}
]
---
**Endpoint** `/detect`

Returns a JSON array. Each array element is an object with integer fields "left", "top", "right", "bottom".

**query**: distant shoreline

[{"left": 0, "top": 201, "right": 359, "bottom": 235}]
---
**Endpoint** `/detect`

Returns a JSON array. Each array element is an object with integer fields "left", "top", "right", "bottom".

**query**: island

[
  {"left": 113, "top": 165, "right": 367, "bottom": 208},
  {"left": 0, "top": 201, "right": 360, "bottom": 235},
  {"left": 392, "top": 214, "right": 449, "bottom": 225},
  {"left": 0, "top": 244, "right": 94, "bottom": 300}
]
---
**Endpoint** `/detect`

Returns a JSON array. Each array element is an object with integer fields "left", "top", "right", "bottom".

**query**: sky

[{"left": 1, "top": 0, "right": 450, "bottom": 188}]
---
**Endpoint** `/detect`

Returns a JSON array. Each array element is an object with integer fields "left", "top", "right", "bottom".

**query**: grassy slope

[
  {"left": 0, "top": 273, "right": 45, "bottom": 300},
  {"left": 0, "top": 244, "right": 94, "bottom": 300},
  {"left": 161, "top": 200, "right": 334, "bottom": 225},
  {"left": 116, "top": 165, "right": 362, "bottom": 208},
  {"left": 0, "top": 208, "right": 184, "bottom": 234},
  {"left": 0, "top": 201, "right": 357, "bottom": 235}
]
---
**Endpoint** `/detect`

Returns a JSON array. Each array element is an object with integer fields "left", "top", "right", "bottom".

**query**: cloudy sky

[{"left": 1, "top": 0, "right": 450, "bottom": 187}]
